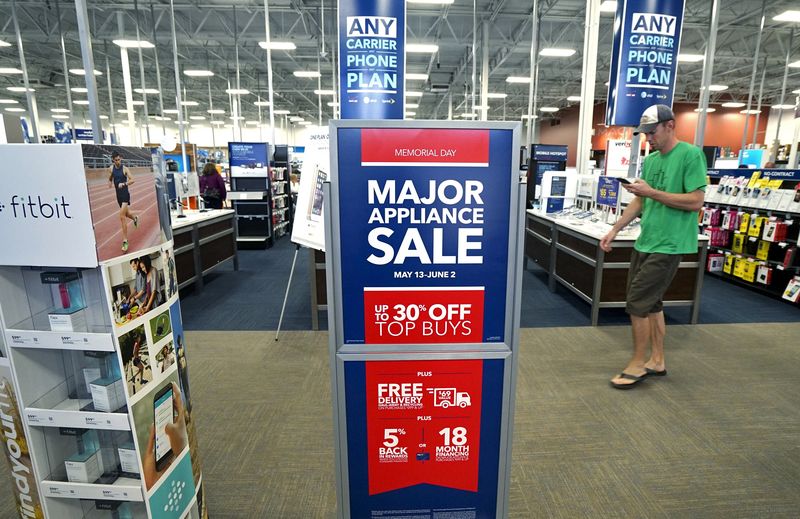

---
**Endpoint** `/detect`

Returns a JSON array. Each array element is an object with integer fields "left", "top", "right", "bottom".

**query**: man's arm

[
  {"left": 599, "top": 196, "right": 643, "bottom": 252},
  {"left": 625, "top": 181, "right": 704, "bottom": 211},
  {"left": 125, "top": 167, "right": 135, "bottom": 186}
]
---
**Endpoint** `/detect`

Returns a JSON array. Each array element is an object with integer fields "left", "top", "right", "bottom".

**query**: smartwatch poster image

[
  {"left": 335, "top": 126, "right": 514, "bottom": 345},
  {"left": 344, "top": 358, "right": 505, "bottom": 517}
]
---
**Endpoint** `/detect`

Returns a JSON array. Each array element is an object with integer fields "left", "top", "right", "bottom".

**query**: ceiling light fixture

[
  {"left": 406, "top": 91, "right": 424, "bottom": 97},
  {"left": 0, "top": 99, "right": 19, "bottom": 104},
  {"left": 5, "top": 107, "right": 26, "bottom": 112},
  {"left": 694, "top": 107, "right": 716, "bottom": 112},
  {"left": 180, "top": 101, "right": 199, "bottom": 106},
  {"left": 258, "top": 41, "right": 297, "bottom": 50},
  {"left": 599, "top": 1, "right": 617, "bottom": 13},
  {"left": 254, "top": 101, "right": 271, "bottom": 107},
  {"left": 273, "top": 109, "right": 291, "bottom": 115},
  {"left": 184, "top": 69, "right": 214, "bottom": 77},
  {"left": 773, "top": 10, "right": 800, "bottom": 23},
  {"left": 225, "top": 88, "right": 250, "bottom": 95},
  {"left": 163, "top": 109, "right": 180, "bottom": 114},
  {"left": 540, "top": 107, "right": 559, "bottom": 112},
  {"left": 189, "top": 115, "right": 206, "bottom": 120},
  {"left": 739, "top": 109, "right": 761, "bottom": 114},
  {"left": 486, "top": 93, "right": 508, "bottom": 99},
  {"left": 7, "top": 86, "right": 34, "bottom": 92},
  {"left": 406, "top": 103, "right": 419, "bottom": 108},
  {"left": 293, "top": 71, "right": 321, "bottom": 78},
  {"left": 405, "top": 111, "right": 417, "bottom": 116},
  {"left": 772, "top": 104, "right": 797, "bottom": 110},
  {"left": 407, "top": 43, "right": 439, "bottom": 53},
  {"left": 113, "top": 39, "right": 154, "bottom": 48},
  {"left": 207, "top": 109, "right": 225, "bottom": 114},
  {"left": 73, "top": 100, "right": 90, "bottom": 105},
  {"left": 51, "top": 108, "right": 70, "bottom": 113},
  {"left": 677, "top": 54, "right": 705, "bottom": 63},
  {"left": 505, "top": 76, "right": 531, "bottom": 84},
  {"left": 69, "top": 68, "right": 102, "bottom": 76},
  {"left": 539, "top": 48, "right": 576, "bottom": 57},
  {"left": 134, "top": 88, "right": 159, "bottom": 94},
  {"left": 0, "top": 40, "right": 12, "bottom": 47},
  {"left": 406, "top": 73, "right": 429, "bottom": 81},
  {"left": 313, "top": 89, "right": 336, "bottom": 95},
  {"left": 327, "top": 102, "right": 340, "bottom": 107},
  {"left": 52, "top": 114, "right": 69, "bottom": 119},
  {"left": 788, "top": 60, "right": 800, "bottom": 68},
  {"left": 567, "top": 96, "right": 582, "bottom": 102},
  {"left": 721, "top": 102, "right": 745, "bottom": 108},
  {"left": 0, "top": 67, "right": 23, "bottom": 74},
  {"left": 407, "top": 0, "right": 454, "bottom": 5}
]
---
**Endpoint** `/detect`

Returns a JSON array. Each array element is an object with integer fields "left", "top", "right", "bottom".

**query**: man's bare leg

[
  {"left": 119, "top": 205, "right": 128, "bottom": 241},
  {"left": 645, "top": 311, "right": 666, "bottom": 372},
  {"left": 610, "top": 315, "right": 650, "bottom": 386}
]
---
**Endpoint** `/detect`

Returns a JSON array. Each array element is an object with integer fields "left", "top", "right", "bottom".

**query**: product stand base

[{"left": 275, "top": 243, "right": 302, "bottom": 341}]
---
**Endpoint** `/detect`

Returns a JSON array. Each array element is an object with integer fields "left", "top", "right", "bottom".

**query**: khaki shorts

[{"left": 626, "top": 249, "right": 682, "bottom": 317}]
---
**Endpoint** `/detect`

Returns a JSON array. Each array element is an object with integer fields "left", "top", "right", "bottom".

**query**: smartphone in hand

[
  {"left": 154, "top": 384, "right": 175, "bottom": 471},
  {"left": 617, "top": 177, "right": 635, "bottom": 185}
]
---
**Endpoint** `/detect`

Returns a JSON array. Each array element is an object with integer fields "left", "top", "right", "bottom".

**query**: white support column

[
  {"left": 576, "top": 0, "right": 601, "bottom": 174},
  {"left": 695, "top": 0, "right": 720, "bottom": 147},
  {"left": 74, "top": 0, "right": 102, "bottom": 143},
  {"left": 525, "top": 0, "right": 539, "bottom": 146},
  {"left": 480, "top": 21, "right": 489, "bottom": 121}
]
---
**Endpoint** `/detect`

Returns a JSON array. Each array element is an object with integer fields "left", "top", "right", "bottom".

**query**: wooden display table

[
  {"left": 171, "top": 209, "right": 239, "bottom": 291},
  {"left": 525, "top": 210, "right": 708, "bottom": 325}
]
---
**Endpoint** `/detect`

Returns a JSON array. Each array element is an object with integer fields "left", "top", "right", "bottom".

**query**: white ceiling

[{"left": 0, "top": 0, "right": 798, "bottom": 129}]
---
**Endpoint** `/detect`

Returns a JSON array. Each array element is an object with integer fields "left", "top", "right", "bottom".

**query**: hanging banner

[
  {"left": 605, "top": 0, "right": 686, "bottom": 126},
  {"left": 335, "top": 126, "right": 515, "bottom": 345},
  {"left": 291, "top": 128, "right": 329, "bottom": 251},
  {"left": 228, "top": 142, "right": 269, "bottom": 178},
  {"left": 338, "top": 0, "right": 405, "bottom": 119}
]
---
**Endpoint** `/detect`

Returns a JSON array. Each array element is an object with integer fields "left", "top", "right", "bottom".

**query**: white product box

[
  {"left": 82, "top": 368, "right": 102, "bottom": 394},
  {"left": 118, "top": 443, "right": 140, "bottom": 474},
  {"left": 89, "top": 377, "right": 125, "bottom": 413},
  {"left": 65, "top": 449, "right": 102, "bottom": 483},
  {"left": 48, "top": 308, "right": 87, "bottom": 332}
]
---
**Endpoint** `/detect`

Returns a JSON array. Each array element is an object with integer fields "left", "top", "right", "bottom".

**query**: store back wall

[{"left": 538, "top": 102, "right": 769, "bottom": 167}]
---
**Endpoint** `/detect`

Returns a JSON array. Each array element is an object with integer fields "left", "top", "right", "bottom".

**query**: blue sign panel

[
  {"left": 54, "top": 121, "right": 72, "bottom": 143},
  {"left": 335, "top": 126, "right": 516, "bottom": 346},
  {"left": 227, "top": 142, "right": 269, "bottom": 177},
  {"left": 74, "top": 128, "right": 104, "bottom": 141},
  {"left": 597, "top": 176, "right": 621, "bottom": 206},
  {"left": 605, "top": 0, "right": 686, "bottom": 126},
  {"left": 338, "top": 0, "right": 405, "bottom": 119},
  {"left": 531, "top": 144, "right": 567, "bottom": 162}
]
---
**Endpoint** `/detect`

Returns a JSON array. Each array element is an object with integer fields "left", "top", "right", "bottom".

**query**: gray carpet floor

[{"left": 2, "top": 323, "right": 798, "bottom": 518}]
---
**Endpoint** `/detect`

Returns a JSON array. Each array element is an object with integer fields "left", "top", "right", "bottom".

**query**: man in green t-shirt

[{"left": 600, "top": 104, "right": 707, "bottom": 389}]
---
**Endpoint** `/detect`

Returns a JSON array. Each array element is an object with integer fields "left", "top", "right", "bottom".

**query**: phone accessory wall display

[
  {"left": 723, "top": 252, "right": 734, "bottom": 274},
  {"left": 721, "top": 210, "right": 738, "bottom": 231},
  {"left": 707, "top": 253, "right": 724, "bottom": 272},
  {"left": 782, "top": 276, "right": 800, "bottom": 303},
  {"left": 756, "top": 265, "right": 773, "bottom": 285},
  {"left": 756, "top": 240, "right": 771, "bottom": 261},
  {"left": 732, "top": 233, "right": 745, "bottom": 254},
  {"left": 742, "top": 259, "right": 758, "bottom": 283}
]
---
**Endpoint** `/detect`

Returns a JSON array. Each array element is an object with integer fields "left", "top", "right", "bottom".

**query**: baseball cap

[{"left": 633, "top": 104, "right": 675, "bottom": 135}]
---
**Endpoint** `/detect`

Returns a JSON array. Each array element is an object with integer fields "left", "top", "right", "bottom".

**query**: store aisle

[
  {"left": 181, "top": 323, "right": 800, "bottom": 518},
  {"left": 179, "top": 239, "right": 797, "bottom": 331}
]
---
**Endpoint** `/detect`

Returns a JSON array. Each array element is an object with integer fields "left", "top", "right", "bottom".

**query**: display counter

[
  {"left": 171, "top": 209, "right": 238, "bottom": 291},
  {"left": 525, "top": 210, "right": 708, "bottom": 325}
]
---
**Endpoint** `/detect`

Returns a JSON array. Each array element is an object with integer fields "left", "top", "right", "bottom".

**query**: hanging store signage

[
  {"left": 605, "top": 0, "right": 686, "bottom": 126},
  {"left": 338, "top": 0, "right": 405, "bottom": 119},
  {"left": 333, "top": 123, "right": 517, "bottom": 346}
]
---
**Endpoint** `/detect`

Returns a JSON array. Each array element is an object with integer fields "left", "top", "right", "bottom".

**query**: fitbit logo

[{"left": 0, "top": 195, "right": 72, "bottom": 219}]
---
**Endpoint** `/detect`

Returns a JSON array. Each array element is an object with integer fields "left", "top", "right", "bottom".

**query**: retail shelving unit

[
  {"left": 700, "top": 169, "right": 800, "bottom": 304},
  {"left": 0, "top": 143, "right": 207, "bottom": 519},
  {"left": 271, "top": 145, "right": 293, "bottom": 241},
  {"left": 228, "top": 142, "right": 274, "bottom": 249}
]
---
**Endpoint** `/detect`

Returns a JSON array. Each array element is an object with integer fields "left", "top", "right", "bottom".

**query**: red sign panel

[
  {"left": 361, "top": 129, "right": 490, "bottom": 167},
  {"left": 364, "top": 287, "right": 484, "bottom": 344},
  {"left": 365, "top": 359, "right": 483, "bottom": 495}
]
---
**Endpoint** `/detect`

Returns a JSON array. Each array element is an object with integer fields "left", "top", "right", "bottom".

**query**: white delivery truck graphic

[{"left": 428, "top": 388, "right": 471, "bottom": 409}]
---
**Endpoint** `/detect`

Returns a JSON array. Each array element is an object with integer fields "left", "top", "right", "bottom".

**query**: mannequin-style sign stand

[{"left": 275, "top": 243, "right": 302, "bottom": 341}]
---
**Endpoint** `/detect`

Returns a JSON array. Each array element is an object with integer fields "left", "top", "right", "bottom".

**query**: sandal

[{"left": 610, "top": 372, "right": 648, "bottom": 390}]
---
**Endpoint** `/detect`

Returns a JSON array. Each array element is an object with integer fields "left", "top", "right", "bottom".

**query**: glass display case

[
  {"left": 0, "top": 266, "right": 111, "bottom": 334},
  {"left": 38, "top": 428, "right": 138, "bottom": 484},
  {"left": 48, "top": 499, "right": 147, "bottom": 519}
]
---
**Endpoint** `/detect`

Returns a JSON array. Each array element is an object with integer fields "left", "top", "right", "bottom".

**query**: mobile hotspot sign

[
  {"left": 338, "top": 0, "right": 405, "bottom": 119},
  {"left": 605, "top": 0, "right": 686, "bottom": 126},
  {"left": 327, "top": 121, "right": 523, "bottom": 518}
]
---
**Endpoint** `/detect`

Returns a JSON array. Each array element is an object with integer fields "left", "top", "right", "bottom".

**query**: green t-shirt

[{"left": 635, "top": 141, "right": 707, "bottom": 255}]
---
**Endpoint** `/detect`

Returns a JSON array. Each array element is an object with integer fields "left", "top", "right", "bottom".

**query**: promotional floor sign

[
  {"left": 327, "top": 121, "right": 524, "bottom": 518},
  {"left": 605, "top": 0, "right": 686, "bottom": 126},
  {"left": 335, "top": 126, "right": 517, "bottom": 346},
  {"left": 338, "top": 0, "right": 405, "bottom": 119},
  {"left": 291, "top": 129, "right": 329, "bottom": 251}
]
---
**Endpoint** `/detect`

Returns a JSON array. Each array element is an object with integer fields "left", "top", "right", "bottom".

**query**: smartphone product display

[
  {"left": 154, "top": 384, "right": 175, "bottom": 471},
  {"left": 308, "top": 167, "right": 327, "bottom": 223}
]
